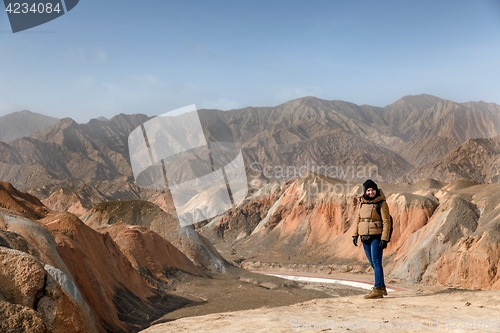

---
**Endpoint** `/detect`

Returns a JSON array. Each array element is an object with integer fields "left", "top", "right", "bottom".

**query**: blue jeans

[{"left": 362, "top": 237, "right": 385, "bottom": 288}]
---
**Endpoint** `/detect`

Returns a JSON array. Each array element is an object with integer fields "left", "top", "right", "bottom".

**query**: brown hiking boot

[
  {"left": 364, "top": 287, "right": 384, "bottom": 299},
  {"left": 381, "top": 286, "right": 388, "bottom": 296}
]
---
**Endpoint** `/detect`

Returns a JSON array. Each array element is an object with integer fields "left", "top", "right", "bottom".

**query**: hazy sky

[{"left": 1, "top": 0, "right": 500, "bottom": 122}]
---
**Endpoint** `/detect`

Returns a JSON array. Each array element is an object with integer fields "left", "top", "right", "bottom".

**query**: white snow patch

[{"left": 264, "top": 274, "right": 395, "bottom": 291}]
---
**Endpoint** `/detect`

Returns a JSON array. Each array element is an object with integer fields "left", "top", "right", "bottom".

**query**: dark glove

[
  {"left": 352, "top": 236, "right": 358, "bottom": 247},
  {"left": 379, "top": 240, "right": 387, "bottom": 249}
]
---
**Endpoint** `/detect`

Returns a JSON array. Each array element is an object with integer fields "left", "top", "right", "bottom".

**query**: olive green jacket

[{"left": 352, "top": 190, "right": 391, "bottom": 241}]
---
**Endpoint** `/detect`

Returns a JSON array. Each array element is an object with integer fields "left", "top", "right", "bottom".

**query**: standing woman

[{"left": 352, "top": 179, "right": 391, "bottom": 299}]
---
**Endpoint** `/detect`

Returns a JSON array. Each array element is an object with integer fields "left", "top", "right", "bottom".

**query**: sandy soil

[
  {"left": 142, "top": 287, "right": 500, "bottom": 333},
  {"left": 150, "top": 265, "right": 366, "bottom": 325}
]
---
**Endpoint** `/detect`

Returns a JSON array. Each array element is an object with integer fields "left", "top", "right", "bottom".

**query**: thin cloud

[
  {"left": 65, "top": 47, "right": 108, "bottom": 65},
  {"left": 199, "top": 98, "right": 241, "bottom": 111}
]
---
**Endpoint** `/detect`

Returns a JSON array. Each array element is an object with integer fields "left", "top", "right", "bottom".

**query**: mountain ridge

[
  {"left": 0, "top": 94, "right": 498, "bottom": 215},
  {"left": 405, "top": 135, "right": 500, "bottom": 183},
  {"left": 0, "top": 110, "right": 59, "bottom": 143}
]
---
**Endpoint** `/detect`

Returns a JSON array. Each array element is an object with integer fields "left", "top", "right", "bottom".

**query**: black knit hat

[{"left": 362, "top": 179, "right": 379, "bottom": 193}]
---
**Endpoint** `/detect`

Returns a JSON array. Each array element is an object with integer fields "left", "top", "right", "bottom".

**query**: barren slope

[
  {"left": 405, "top": 136, "right": 500, "bottom": 183},
  {"left": 201, "top": 175, "right": 500, "bottom": 290},
  {"left": 0, "top": 110, "right": 58, "bottom": 143}
]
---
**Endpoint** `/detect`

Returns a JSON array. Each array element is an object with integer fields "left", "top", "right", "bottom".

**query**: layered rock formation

[
  {"left": 81, "top": 200, "right": 228, "bottom": 273},
  {"left": 0, "top": 182, "right": 211, "bottom": 332},
  {"left": 0, "top": 183, "right": 97, "bottom": 332},
  {"left": 0, "top": 246, "right": 96, "bottom": 333},
  {"left": 41, "top": 186, "right": 96, "bottom": 216},
  {"left": 405, "top": 136, "right": 500, "bottom": 183},
  {"left": 201, "top": 175, "right": 500, "bottom": 290},
  {"left": 103, "top": 224, "right": 204, "bottom": 285}
]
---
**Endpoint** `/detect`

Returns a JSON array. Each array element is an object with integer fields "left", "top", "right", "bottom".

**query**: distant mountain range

[
  {"left": 0, "top": 110, "right": 58, "bottom": 142},
  {"left": 406, "top": 135, "right": 500, "bottom": 183},
  {"left": 0, "top": 94, "right": 499, "bottom": 213}
]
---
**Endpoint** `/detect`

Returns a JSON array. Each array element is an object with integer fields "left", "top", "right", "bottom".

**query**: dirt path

[
  {"left": 148, "top": 266, "right": 366, "bottom": 325},
  {"left": 141, "top": 287, "right": 500, "bottom": 333}
]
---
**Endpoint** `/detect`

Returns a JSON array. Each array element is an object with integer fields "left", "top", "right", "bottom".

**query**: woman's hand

[
  {"left": 352, "top": 236, "right": 358, "bottom": 247},
  {"left": 379, "top": 240, "right": 387, "bottom": 249}
]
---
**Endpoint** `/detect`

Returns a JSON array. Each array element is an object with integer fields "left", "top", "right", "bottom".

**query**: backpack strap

[
  {"left": 360, "top": 200, "right": 385, "bottom": 221},
  {"left": 375, "top": 200, "right": 384, "bottom": 218}
]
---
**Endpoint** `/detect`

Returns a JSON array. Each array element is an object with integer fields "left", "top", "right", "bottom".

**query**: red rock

[
  {"left": 0, "top": 247, "right": 45, "bottom": 308},
  {"left": 0, "top": 301, "right": 47, "bottom": 333},
  {"left": 81, "top": 200, "right": 228, "bottom": 272},
  {"left": 102, "top": 223, "right": 205, "bottom": 284},
  {"left": 0, "top": 247, "right": 97, "bottom": 333},
  {"left": 0, "top": 181, "right": 49, "bottom": 219},
  {"left": 40, "top": 212, "right": 164, "bottom": 332}
]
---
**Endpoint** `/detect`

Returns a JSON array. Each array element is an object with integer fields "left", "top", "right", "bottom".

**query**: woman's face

[{"left": 366, "top": 188, "right": 377, "bottom": 198}]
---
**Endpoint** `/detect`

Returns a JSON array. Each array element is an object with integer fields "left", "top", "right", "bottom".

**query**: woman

[{"left": 352, "top": 179, "right": 391, "bottom": 299}]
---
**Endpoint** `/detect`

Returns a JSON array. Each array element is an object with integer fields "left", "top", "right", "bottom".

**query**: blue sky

[{"left": 1, "top": 0, "right": 500, "bottom": 122}]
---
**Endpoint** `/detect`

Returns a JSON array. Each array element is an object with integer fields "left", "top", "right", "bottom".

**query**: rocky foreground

[{"left": 142, "top": 288, "right": 500, "bottom": 333}]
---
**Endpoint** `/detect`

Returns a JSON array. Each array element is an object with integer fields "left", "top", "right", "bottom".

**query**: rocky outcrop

[
  {"left": 432, "top": 185, "right": 500, "bottom": 289},
  {"left": 103, "top": 224, "right": 205, "bottom": 285},
  {"left": 205, "top": 175, "right": 383, "bottom": 255},
  {"left": 389, "top": 195, "right": 479, "bottom": 283},
  {"left": 434, "top": 234, "right": 500, "bottom": 290},
  {"left": 81, "top": 200, "right": 228, "bottom": 273},
  {"left": 0, "top": 182, "right": 205, "bottom": 332},
  {"left": 0, "top": 247, "right": 97, "bottom": 333},
  {"left": 405, "top": 136, "right": 500, "bottom": 183},
  {"left": 204, "top": 181, "right": 287, "bottom": 247},
  {"left": 41, "top": 187, "right": 96, "bottom": 216},
  {"left": 0, "top": 181, "right": 49, "bottom": 219},
  {"left": 202, "top": 175, "right": 500, "bottom": 290},
  {"left": 0, "top": 213, "right": 74, "bottom": 275},
  {"left": 0, "top": 247, "right": 46, "bottom": 308},
  {"left": 203, "top": 175, "right": 365, "bottom": 261},
  {"left": 0, "top": 301, "right": 46, "bottom": 333},
  {"left": 40, "top": 211, "right": 191, "bottom": 332}
]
